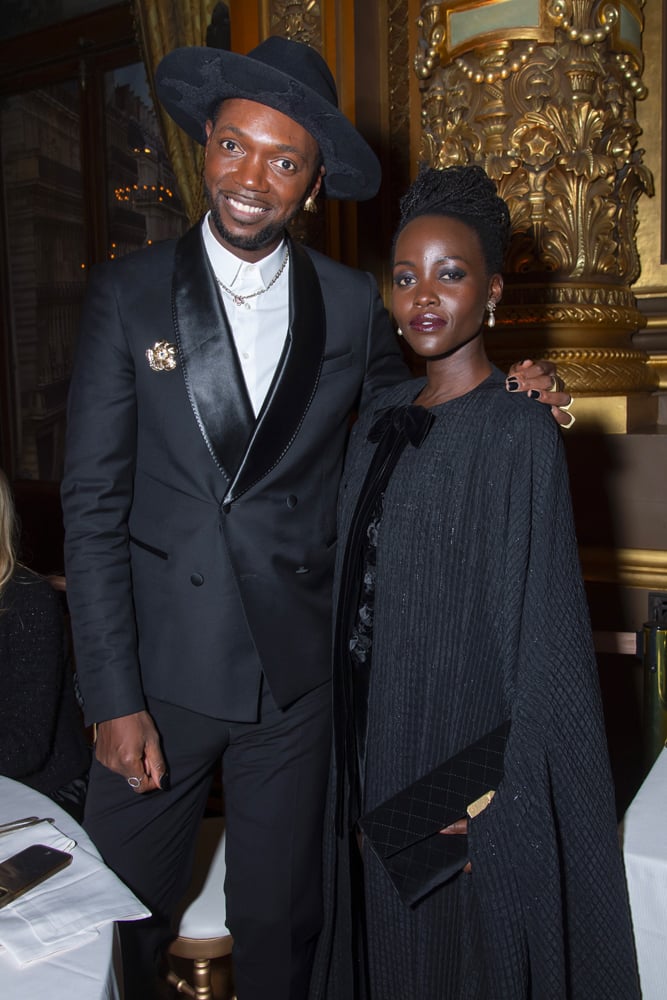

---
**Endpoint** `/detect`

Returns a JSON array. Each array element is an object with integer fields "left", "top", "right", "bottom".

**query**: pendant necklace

[{"left": 216, "top": 245, "right": 289, "bottom": 309}]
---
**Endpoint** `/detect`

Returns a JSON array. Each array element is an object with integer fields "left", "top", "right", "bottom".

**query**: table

[
  {"left": 622, "top": 747, "right": 667, "bottom": 1000},
  {"left": 0, "top": 775, "right": 122, "bottom": 1000}
]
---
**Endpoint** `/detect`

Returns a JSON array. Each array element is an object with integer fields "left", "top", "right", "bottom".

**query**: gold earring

[
  {"left": 304, "top": 196, "right": 318, "bottom": 214},
  {"left": 486, "top": 301, "right": 496, "bottom": 328}
]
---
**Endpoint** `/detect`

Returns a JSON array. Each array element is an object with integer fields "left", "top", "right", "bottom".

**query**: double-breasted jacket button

[
  {"left": 190, "top": 573, "right": 205, "bottom": 587},
  {"left": 286, "top": 494, "right": 298, "bottom": 508}
]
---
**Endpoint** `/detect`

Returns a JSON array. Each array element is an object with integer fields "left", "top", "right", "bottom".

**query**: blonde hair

[{"left": 0, "top": 468, "right": 18, "bottom": 595}]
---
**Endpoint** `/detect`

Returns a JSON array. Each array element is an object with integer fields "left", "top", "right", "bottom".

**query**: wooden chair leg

[
  {"left": 191, "top": 957, "right": 213, "bottom": 1000},
  {"left": 166, "top": 957, "right": 237, "bottom": 1000},
  {"left": 165, "top": 969, "right": 196, "bottom": 997}
]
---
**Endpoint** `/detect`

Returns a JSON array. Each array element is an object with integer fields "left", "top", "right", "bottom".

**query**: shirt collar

[{"left": 202, "top": 212, "right": 287, "bottom": 288}]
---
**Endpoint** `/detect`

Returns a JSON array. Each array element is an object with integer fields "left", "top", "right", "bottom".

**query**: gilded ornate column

[
  {"left": 415, "top": 0, "right": 655, "bottom": 430},
  {"left": 627, "top": 0, "right": 667, "bottom": 398}
]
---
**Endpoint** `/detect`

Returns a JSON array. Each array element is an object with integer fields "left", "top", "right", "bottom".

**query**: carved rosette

[
  {"left": 269, "top": 0, "right": 322, "bottom": 48},
  {"left": 415, "top": 1, "right": 656, "bottom": 395}
]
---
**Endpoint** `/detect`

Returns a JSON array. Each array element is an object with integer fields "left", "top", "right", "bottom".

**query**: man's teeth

[{"left": 228, "top": 197, "right": 265, "bottom": 214}]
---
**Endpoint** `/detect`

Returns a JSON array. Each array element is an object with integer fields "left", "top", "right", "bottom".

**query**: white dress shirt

[{"left": 202, "top": 214, "right": 290, "bottom": 417}]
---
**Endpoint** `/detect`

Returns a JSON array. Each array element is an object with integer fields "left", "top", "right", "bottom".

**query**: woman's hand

[
  {"left": 439, "top": 817, "right": 472, "bottom": 873},
  {"left": 506, "top": 359, "right": 574, "bottom": 427}
]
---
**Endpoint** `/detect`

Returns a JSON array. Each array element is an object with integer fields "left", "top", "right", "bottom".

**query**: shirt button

[
  {"left": 190, "top": 573, "right": 204, "bottom": 587},
  {"left": 286, "top": 495, "right": 298, "bottom": 508},
  {"left": 242, "top": 352, "right": 250, "bottom": 360}
]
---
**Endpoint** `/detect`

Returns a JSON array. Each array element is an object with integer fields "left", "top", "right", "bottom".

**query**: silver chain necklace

[{"left": 215, "top": 245, "right": 289, "bottom": 310}]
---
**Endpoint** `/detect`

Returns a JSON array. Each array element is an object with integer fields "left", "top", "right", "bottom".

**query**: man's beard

[{"left": 207, "top": 191, "right": 295, "bottom": 253}]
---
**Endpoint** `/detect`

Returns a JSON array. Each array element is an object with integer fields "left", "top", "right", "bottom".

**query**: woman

[
  {"left": 311, "top": 166, "right": 639, "bottom": 998},
  {"left": 0, "top": 468, "right": 89, "bottom": 819}
]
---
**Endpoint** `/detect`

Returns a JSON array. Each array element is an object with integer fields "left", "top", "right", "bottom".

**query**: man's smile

[{"left": 225, "top": 195, "right": 268, "bottom": 217}]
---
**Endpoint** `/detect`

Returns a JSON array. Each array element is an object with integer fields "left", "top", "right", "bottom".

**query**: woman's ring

[
  {"left": 559, "top": 396, "right": 575, "bottom": 428},
  {"left": 127, "top": 776, "right": 143, "bottom": 788}
]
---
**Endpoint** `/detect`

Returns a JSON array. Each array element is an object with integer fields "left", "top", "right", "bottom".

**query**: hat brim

[{"left": 155, "top": 47, "right": 381, "bottom": 202}]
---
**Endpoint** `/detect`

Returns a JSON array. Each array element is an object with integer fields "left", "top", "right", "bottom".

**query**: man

[{"left": 61, "top": 37, "right": 568, "bottom": 1000}]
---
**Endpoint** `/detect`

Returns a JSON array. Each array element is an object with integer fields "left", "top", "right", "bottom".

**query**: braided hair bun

[{"left": 395, "top": 164, "right": 511, "bottom": 274}]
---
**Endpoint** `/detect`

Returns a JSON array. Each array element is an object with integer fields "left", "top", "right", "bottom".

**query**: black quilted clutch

[{"left": 358, "top": 720, "right": 510, "bottom": 906}]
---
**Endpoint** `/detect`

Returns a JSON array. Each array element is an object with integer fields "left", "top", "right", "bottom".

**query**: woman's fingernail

[
  {"left": 528, "top": 389, "right": 541, "bottom": 399},
  {"left": 506, "top": 377, "right": 520, "bottom": 392}
]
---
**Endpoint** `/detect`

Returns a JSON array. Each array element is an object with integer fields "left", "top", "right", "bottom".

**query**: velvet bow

[{"left": 368, "top": 404, "right": 434, "bottom": 448}]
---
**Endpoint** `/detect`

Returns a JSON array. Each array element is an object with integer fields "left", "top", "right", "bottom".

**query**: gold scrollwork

[
  {"left": 415, "top": 2, "right": 653, "bottom": 399},
  {"left": 416, "top": 2, "right": 652, "bottom": 285},
  {"left": 269, "top": 0, "right": 322, "bottom": 48}
]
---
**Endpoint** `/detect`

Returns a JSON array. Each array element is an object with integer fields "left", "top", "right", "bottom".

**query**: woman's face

[{"left": 391, "top": 214, "right": 502, "bottom": 361}]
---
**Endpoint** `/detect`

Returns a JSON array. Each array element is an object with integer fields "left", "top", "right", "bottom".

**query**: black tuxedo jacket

[{"left": 62, "top": 223, "right": 405, "bottom": 724}]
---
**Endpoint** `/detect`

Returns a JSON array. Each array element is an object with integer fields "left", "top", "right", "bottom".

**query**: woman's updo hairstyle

[{"left": 394, "top": 164, "right": 511, "bottom": 275}]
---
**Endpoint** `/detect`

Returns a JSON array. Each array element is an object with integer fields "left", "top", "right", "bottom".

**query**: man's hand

[
  {"left": 506, "top": 359, "right": 574, "bottom": 427},
  {"left": 95, "top": 711, "right": 167, "bottom": 793}
]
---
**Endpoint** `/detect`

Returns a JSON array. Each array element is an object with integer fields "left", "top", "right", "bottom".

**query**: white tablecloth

[
  {"left": 0, "top": 776, "right": 121, "bottom": 1000},
  {"left": 622, "top": 747, "right": 667, "bottom": 1000}
]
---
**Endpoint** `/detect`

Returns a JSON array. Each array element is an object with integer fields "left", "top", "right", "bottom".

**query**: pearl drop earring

[{"left": 486, "top": 301, "right": 496, "bottom": 328}]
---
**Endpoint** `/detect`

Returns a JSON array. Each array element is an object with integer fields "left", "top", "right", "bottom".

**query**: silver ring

[{"left": 127, "top": 776, "right": 143, "bottom": 788}]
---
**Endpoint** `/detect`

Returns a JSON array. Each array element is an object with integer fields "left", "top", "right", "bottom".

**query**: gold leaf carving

[
  {"left": 269, "top": 0, "right": 322, "bottom": 48},
  {"left": 415, "top": 2, "right": 653, "bottom": 395},
  {"left": 417, "top": 3, "right": 651, "bottom": 285}
]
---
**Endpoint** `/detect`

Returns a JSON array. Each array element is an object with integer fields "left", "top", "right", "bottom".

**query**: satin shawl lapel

[
  {"left": 225, "top": 238, "right": 326, "bottom": 503},
  {"left": 173, "top": 224, "right": 254, "bottom": 480}
]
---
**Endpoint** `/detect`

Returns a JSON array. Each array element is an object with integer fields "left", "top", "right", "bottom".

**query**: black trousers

[{"left": 83, "top": 679, "right": 332, "bottom": 1000}]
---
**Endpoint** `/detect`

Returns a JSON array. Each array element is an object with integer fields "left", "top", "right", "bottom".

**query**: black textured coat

[
  {"left": 0, "top": 569, "right": 89, "bottom": 797},
  {"left": 311, "top": 369, "right": 640, "bottom": 999}
]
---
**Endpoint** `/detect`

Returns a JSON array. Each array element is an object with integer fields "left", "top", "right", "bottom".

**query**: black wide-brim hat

[{"left": 155, "top": 36, "right": 381, "bottom": 202}]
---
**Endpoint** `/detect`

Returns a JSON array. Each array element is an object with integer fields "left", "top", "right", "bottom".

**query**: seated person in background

[{"left": 0, "top": 468, "right": 90, "bottom": 821}]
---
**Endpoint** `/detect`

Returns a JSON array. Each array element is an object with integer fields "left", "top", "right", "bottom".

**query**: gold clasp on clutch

[{"left": 466, "top": 789, "right": 495, "bottom": 819}]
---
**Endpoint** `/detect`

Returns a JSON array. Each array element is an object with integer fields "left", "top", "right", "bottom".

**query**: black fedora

[{"left": 154, "top": 36, "right": 381, "bottom": 202}]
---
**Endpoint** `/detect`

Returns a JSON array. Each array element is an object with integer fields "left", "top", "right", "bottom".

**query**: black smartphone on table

[{"left": 0, "top": 844, "right": 73, "bottom": 909}]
